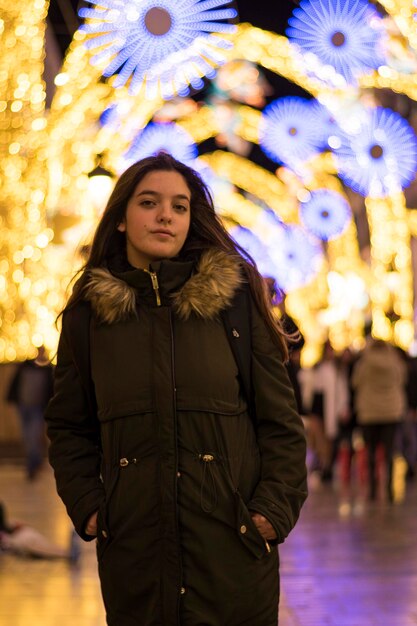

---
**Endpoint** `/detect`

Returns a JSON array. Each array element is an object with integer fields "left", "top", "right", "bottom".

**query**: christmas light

[
  {"left": 123, "top": 122, "right": 197, "bottom": 168},
  {"left": 299, "top": 188, "right": 351, "bottom": 241},
  {"left": 287, "top": 0, "right": 386, "bottom": 85},
  {"left": 79, "top": 0, "right": 237, "bottom": 97},
  {"left": 334, "top": 106, "right": 417, "bottom": 197},
  {"left": 259, "top": 97, "right": 325, "bottom": 170}
]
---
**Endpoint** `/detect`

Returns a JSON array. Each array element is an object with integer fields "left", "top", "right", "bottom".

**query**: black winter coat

[{"left": 45, "top": 249, "right": 307, "bottom": 626}]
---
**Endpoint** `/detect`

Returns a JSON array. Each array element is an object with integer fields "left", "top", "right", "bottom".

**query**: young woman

[{"left": 45, "top": 153, "right": 307, "bottom": 626}]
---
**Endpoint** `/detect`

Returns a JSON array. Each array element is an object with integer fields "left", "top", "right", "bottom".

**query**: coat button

[
  {"left": 180, "top": 587, "right": 186, "bottom": 595},
  {"left": 240, "top": 525, "right": 247, "bottom": 534},
  {"left": 119, "top": 458, "right": 129, "bottom": 467},
  {"left": 177, "top": 471, "right": 181, "bottom": 478},
  {"left": 101, "top": 530, "right": 108, "bottom": 538}
]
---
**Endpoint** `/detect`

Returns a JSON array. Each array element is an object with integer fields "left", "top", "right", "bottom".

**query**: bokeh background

[{"left": 3, "top": 0, "right": 417, "bottom": 368}]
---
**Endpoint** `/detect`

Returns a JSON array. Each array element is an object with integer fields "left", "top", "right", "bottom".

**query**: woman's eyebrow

[
  {"left": 135, "top": 190, "right": 190, "bottom": 201},
  {"left": 135, "top": 190, "right": 159, "bottom": 197}
]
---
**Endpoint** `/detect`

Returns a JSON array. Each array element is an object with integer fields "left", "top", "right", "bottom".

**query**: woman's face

[{"left": 117, "top": 169, "right": 191, "bottom": 269}]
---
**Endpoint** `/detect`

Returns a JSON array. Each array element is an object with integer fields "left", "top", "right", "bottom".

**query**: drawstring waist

[
  {"left": 198, "top": 453, "right": 218, "bottom": 514},
  {"left": 180, "top": 448, "right": 244, "bottom": 515}
]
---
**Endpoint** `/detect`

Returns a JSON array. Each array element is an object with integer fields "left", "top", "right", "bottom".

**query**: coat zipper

[
  {"left": 144, "top": 269, "right": 161, "bottom": 306},
  {"left": 169, "top": 311, "right": 183, "bottom": 621}
]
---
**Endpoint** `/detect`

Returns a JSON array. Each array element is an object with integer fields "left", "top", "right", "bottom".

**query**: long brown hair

[{"left": 64, "top": 153, "right": 289, "bottom": 359}]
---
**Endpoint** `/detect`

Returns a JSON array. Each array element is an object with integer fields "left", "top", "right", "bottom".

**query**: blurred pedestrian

[
  {"left": 352, "top": 339, "right": 406, "bottom": 502},
  {"left": 308, "top": 341, "right": 350, "bottom": 482},
  {"left": 6, "top": 345, "right": 53, "bottom": 480}
]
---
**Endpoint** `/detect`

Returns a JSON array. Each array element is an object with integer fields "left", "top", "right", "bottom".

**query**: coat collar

[{"left": 84, "top": 249, "right": 243, "bottom": 324}]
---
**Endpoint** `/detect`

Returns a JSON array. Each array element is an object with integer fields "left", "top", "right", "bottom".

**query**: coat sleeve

[
  {"left": 247, "top": 298, "right": 308, "bottom": 544},
  {"left": 45, "top": 315, "right": 105, "bottom": 540}
]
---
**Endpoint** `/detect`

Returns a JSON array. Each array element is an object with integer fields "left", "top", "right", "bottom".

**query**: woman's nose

[{"left": 157, "top": 204, "right": 173, "bottom": 223}]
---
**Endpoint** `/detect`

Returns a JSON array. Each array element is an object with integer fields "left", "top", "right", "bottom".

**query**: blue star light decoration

[
  {"left": 312, "top": 104, "right": 343, "bottom": 151},
  {"left": 79, "top": 0, "right": 237, "bottom": 99},
  {"left": 191, "top": 158, "right": 220, "bottom": 194},
  {"left": 268, "top": 225, "right": 323, "bottom": 292},
  {"left": 123, "top": 122, "right": 198, "bottom": 168},
  {"left": 229, "top": 226, "right": 277, "bottom": 278},
  {"left": 299, "top": 189, "right": 351, "bottom": 241},
  {"left": 286, "top": 0, "right": 386, "bottom": 85},
  {"left": 259, "top": 97, "right": 326, "bottom": 170},
  {"left": 232, "top": 216, "right": 323, "bottom": 292},
  {"left": 99, "top": 104, "right": 120, "bottom": 128},
  {"left": 333, "top": 107, "right": 417, "bottom": 197}
]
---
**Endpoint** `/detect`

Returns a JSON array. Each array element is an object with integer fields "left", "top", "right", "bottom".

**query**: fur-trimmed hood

[{"left": 84, "top": 249, "right": 243, "bottom": 325}]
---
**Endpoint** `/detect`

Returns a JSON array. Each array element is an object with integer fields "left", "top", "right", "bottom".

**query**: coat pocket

[
  {"left": 95, "top": 463, "right": 121, "bottom": 560},
  {"left": 235, "top": 491, "right": 271, "bottom": 560},
  {"left": 193, "top": 450, "right": 270, "bottom": 559},
  {"left": 96, "top": 499, "right": 111, "bottom": 560},
  {"left": 214, "top": 453, "right": 270, "bottom": 560}
]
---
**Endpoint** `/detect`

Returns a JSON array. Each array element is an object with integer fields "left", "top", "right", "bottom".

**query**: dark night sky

[
  {"left": 237, "top": 0, "right": 296, "bottom": 35},
  {"left": 236, "top": 0, "right": 309, "bottom": 98}
]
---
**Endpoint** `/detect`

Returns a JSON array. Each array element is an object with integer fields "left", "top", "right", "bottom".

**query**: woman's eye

[
  {"left": 140, "top": 200, "right": 155, "bottom": 207},
  {"left": 175, "top": 204, "right": 188, "bottom": 212}
]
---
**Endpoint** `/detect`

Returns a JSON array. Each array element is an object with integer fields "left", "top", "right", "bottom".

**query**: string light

[
  {"left": 365, "top": 194, "right": 414, "bottom": 349},
  {"left": 200, "top": 151, "right": 299, "bottom": 222},
  {"left": 0, "top": 0, "right": 62, "bottom": 361}
]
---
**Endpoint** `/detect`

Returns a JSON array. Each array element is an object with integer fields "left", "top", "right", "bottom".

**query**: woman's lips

[{"left": 151, "top": 230, "right": 174, "bottom": 237}]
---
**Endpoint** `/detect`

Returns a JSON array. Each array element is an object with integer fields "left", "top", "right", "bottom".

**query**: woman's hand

[
  {"left": 85, "top": 511, "right": 98, "bottom": 536},
  {"left": 250, "top": 512, "right": 277, "bottom": 541}
]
